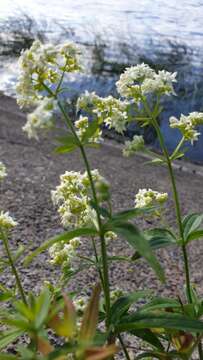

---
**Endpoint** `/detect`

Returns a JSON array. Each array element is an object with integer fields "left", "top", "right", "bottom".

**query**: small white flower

[
  {"left": 0, "top": 162, "right": 7, "bottom": 180},
  {"left": 142, "top": 70, "right": 177, "bottom": 96},
  {"left": 0, "top": 211, "right": 18, "bottom": 230},
  {"left": 22, "top": 97, "right": 56, "bottom": 139},
  {"left": 75, "top": 116, "right": 102, "bottom": 143},
  {"left": 74, "top": 296, "right": 88, "bottom": 314},
  {"left": 105, "top": 231, "right": 117, "bottom": 245},
  {"left": 110, "top": 288, "right": 124, "bottom": 303},
  {"left": 49, "top": 237, "right": 81, "bottom": 267},
  {"left": 116, "top": 64, "right": 176, "bottom": 99},
  {"left": 52, "top": 170, "right": 108, "bottom": 228},
  {"left": 16, "top": 40, "right": 81, "bottom": 108},
  {"left": 77, "top": 92, "right": 129, "bottom": 134},
  {"left": 123, "top": 135, "right": 145, "bottom": 157},
  {"left": 135, "top": 189, "right": 168, "bottom": 209},
  {"left": 116, "top": 63, "right": 155, "bottom": 98},
  {"left": 169, "top": 112, "right": 203, "bottom": 144}
]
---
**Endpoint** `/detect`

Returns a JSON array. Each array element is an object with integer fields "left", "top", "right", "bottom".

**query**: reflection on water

[{"left": 1, "top": 0, "right": 203, "bottom": 162}]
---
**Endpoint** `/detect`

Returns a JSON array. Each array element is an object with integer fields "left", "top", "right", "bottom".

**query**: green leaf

[
  {"left": 138, "top": 297, "right": 181, "bottom": 312},
  {"left": 34, "top": 288, "right": 51, "bottom": 329},
  {"left": 130, "top": 329, "right": 164, "bottom": 351},
  {"left": 0, "top": 329, "right": 23, "bottom": 350},
  {"left": 12, "top": 245, "right": 25, "bottom": 263},
  {"left": 109, "top": 207, "right": 156, "bottom": 223},
  {"left": 186, "top": 230, "right": 203, "bottom": 243},
  {"left": 110, "top": 291, "right": 151, "bottom": 325},
  {"left": 132, "top": 228, "right": 177, "bottom": 260},
  {"left": 81, "top": 119, "right": 99, "bottom": 143},
  {"left": 0, "top": 291, "right": 13, "bottom": 302},
  {"left": 183, "top": 213, "right": 203, "bottom": 241},
  {"left": 135, "top": 350, "right": 185, "bottom": 360},
  {"left": 55, "top": 134, "right": 77, "bottom": 145},
  {"left": 24, "top": 227, "right": 98, "bottom": 265},
  {"left": 144, "top": 158, "right": 165, "bottom": 166},
  {"left": 55, "top": 134, "right": 79, "bottom": 154},
  {"left": 107, "top": 222, "right": 165, "bottom": 282},
  {"left": 116, "top": 312, "right": 203, "bottom": 333},
  {"left": 170, "top": 151, "right": 185, "bottom": 161},
  {"left": 55, "top": 143, "right": 78, "bottom": 154}
]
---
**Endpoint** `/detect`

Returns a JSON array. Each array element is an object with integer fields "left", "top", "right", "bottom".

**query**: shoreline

[{"left": 1, "top": 93, "right": 203, "bottom": 176}]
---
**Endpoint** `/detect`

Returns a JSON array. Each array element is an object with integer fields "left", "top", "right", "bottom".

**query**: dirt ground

[{"left": 1, "top": 94, "right": 203, "bottom": 301}]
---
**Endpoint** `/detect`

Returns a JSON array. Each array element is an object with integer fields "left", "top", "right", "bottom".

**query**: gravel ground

[{"left": 1, "top": 94, "right": 203, "bottom": 305}]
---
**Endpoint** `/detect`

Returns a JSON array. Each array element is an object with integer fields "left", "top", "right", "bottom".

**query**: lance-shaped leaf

[
  {"left": 0, "top": 329, "right": 23, "bottom": 350},
  {"left": 49, "top": 295, "right": 76, "bottom": 338},
  {"left": 132, "top": 228, "right": 177, "bottom": 260},
  {"left": 183, "top": 213, "right": 203, "bottom": 241},
  {"left": 138, "top": 297, "right": 181, "bottom": 313},
  {"left": 55, "top": 134, "right": 79, "bottom": 154},
  {"left": 79, "top": 284, "right": 101, "bottom": 343},
  {"left": 106, "top": 222, "right": 165, "bottom": 282},
  {"left": 34, "top": 288, "right": 51, "bottom": 329},
  {"left": 115, "top": 312, "right": 203, "bottom": 333},
  {"left": 107, "top": 207, "right": 156, "bottom": 224},
  {"left": 109, "top": 290, "right": 151, "bottom": 325},
  {"left": 81, "top": 119, "right": 100, "bottom": 144}
]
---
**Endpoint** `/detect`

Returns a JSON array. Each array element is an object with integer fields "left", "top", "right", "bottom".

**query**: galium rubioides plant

[{"left": 1, "top": 40, "right": 203, "bottom": 359}]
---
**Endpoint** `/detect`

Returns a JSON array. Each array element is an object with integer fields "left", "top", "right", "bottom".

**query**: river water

[{"left": 1, "top": 0, "right": 203, "bottom": 162}]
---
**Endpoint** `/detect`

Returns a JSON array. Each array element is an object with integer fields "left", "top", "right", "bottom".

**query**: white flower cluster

[
  {"left": 135, "top": 188, "right": 168, "bottom": 209},
  {"left": 123, "top": 135, "right": 145, "bottom": 157},
  {"left": 110, "top": 288, "right": 124, "bottom": 303},
  {"left": 23, "top": 97, "right": 56, "bottom": 139},
  {"left": 16, "top": 40, "right": 81, "bottom": 108},
  {"left": 105, "top": 231, "right": 117, "bottom": 243},
  {"left": 52, "top": 170, "right": 109, "bottom": 228},
  {"left": 0, "top": 162, "right": 7, "bottom": 181},
  {"left": 74, "top": 295, "right": 88, "bottom": 315},
  {"left": 75, "top": 116, "right": 102, "bottom": 143},
  {"left": 169, "top": 112, "right": 203, "bottom": 144},
  {"left": 116, "top": 63, "right": 177, "bottom": 99},
  {"left": 0, "top": 211, "right": 18, "bottom": 230},
  {"left": 49, "top": 237, "right": 81, "bottom": 268},
  {"left": 77, "top": 91, "right": 129, "bottom": 133}
]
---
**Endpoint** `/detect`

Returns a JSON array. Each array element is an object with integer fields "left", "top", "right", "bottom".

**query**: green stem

[
  {"left": 91, "top": 236, "right": 105, "bottom": 289},
  {"left": 141, "top": 96, "right": 192, "bottom": 304},
  {"left": 42, "top": 82, "right": 111, "bottom": 326},
  {"left": 0, "top": 230, "right": 27, "bottom": 304},
  {"left": 118, "top": 333, "right": 131, "bottom": 360}
]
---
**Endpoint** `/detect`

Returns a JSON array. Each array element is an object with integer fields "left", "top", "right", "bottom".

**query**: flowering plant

[{"left": 1, "top": 40, "right": 203, "bottom": 359}]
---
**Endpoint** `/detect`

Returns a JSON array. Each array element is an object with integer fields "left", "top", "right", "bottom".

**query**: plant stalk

[
  {"left": 118, "top": 333, "right": 131, "bottom": 360},
  {"left": 42, "top": 81, "right": 111, "bottom": 326},
  {"left": 1, "top": 230, "right": 27, "bottom": 304},
  {"left": 141, "top": 96, "right": 192, "bottom": 303}
]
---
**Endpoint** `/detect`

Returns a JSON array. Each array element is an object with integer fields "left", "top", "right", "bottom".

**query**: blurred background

[{"left": 1, "top": 0, "right": 203, "bottom": 162}]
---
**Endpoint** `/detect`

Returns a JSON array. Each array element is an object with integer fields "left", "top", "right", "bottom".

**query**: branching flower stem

[
  {"left": 141, "top": 95, "right": 193, "bottom": 304},
  {"left": 41, "top": 81, "right": 111, "bottom": 328}
]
